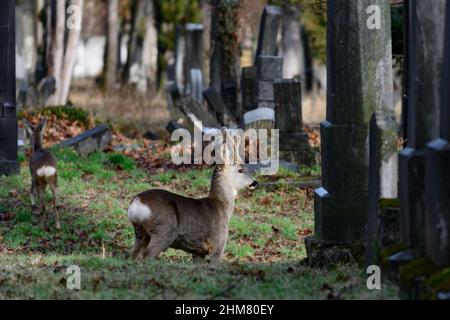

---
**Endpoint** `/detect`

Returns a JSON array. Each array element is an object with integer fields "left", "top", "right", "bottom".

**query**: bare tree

[
  {"left": 105, "top": 0, "right": 119, "bottom": 89},
  {"left": 46, "top": 0, "right": 66, "bottom": 105},
  {"left": 59, "top": 0, "right": 84, "bottom": 105}
]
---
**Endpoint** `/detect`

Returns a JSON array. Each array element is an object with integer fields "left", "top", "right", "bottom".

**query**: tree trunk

[
  {"left": 123, "top": 0, "right": 144, "bottom": 84},
  {"left": 123, "top": 0, "right": 156, "bottom": 92},
  {"left": 142, "top": 0, "right": 157, "bottom": 91},
  {"left": 21, "top": 0, "right": 38, "bottom": 81},
  {"left": 59, "top": 0, "right": 84, "bottom": 105},
  {"left": 105, "top": 0, "right": 119, "bottom": 89},
  {"left": 47, "top": 0, "right": 66, "bottom": 105},
  {"left": 210, "top": 0, "right": 241, "bottom": 119}
]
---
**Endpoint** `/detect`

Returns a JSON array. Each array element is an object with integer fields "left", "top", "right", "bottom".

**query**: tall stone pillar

[
  {"left": 425, "top": 1, "right": 450, "bottom": 267},
  {"left": 0, "top": 0, "right": 19, "bottom": 176},
  {"left": 307, "top": 0, "right": 395, "bottom": 263},
  {"left": 399, "top": 0, "right": 446, "bottom": 255}
]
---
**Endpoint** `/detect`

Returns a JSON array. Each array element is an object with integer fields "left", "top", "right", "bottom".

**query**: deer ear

[{"left": 22, "top": 119, "right": 34, "bottom": 137}]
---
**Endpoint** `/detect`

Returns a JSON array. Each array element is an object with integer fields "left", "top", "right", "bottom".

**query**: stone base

[
  {"left": 305, "top": 236, "right": 365, "bottom": 267},
  {"left": 399, "top": 147, "right": 426, "bottom": 253},
  {"left": 0, "top": 118, "right": 19, "bottom": 176},
  {"left": 314, "top": 187, "right": 368, "bottom": 242},
  {"left": 385, "top": 248, "right": 414, "bottom": 284},
  {"left": 398, "top": 257, "right": 440, "bottom": 300},
  {"left": 425, "top": 139, "right": 450, "bottom": 266},
  {"left": 280, "top": 131, "right": 316, "bottom": 167}
]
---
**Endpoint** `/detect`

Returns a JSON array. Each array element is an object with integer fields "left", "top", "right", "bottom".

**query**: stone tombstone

[
  {"left": 241, "top": 66, "right": 257, "bottom": 113},
  {"left": 203, "top": 87, "right": 237, "bottom": 128},
  {"left": 311, "top": 0, "right": 395, "bottom": 251},
  {"left": 175, "top": 25, "right": 186, "bottom": 93},
  {"left": 425, "top": 1, "right": 450, "bottom": 267},
  {"left": 184, "top": 23, "right": 203, "bottom": 95},
  {"left": 243, "top": 107, "right": 275, "bottom": 131},
  {"left": 179, "top": 95, "right": 220, "bottom": 130},
  {"left": 256, "top": 56, "right": 283, "bottom": 110},
  {"left": 221, "top": 79, "right": 239, "bottom": 122},
  {"left": 255, "top": 5, "right": 282, "bottom": 59},
  {"left": 366, "top": 114, "right": 399, "bottom": 267},
  {"left": 0, "top": 0, "right": 19, "bottom": 175},
  {"left": 399, "top": 0, "right": 446, "bottom": 254},
  {"left": 60, "top": 124, "right": 112, "bottom": 157},
  {"left": 188, "top": 68, "right": 203, "bottom": 103},
  {"left": 273, "top": 78, "right": 311, "bottom": 165}
]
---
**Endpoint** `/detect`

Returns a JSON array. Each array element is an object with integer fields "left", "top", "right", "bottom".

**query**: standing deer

[
  {"left": 128, "top": 130, "right": 257, "bottom": 265},
  {"left": 23, "top": 119, "right": 61, "bottom": 229}
]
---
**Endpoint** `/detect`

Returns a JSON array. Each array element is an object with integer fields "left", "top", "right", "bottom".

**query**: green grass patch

[{"left": 0, "top": 145, "right": 398, "bottom": 299}]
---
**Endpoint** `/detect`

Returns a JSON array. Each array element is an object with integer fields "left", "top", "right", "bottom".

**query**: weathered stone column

[
  {"left": 399, "top": 0, "right": 446, "bottom": 255},
  {"left": 184, "top": 24, "right": 204, "bottom": 94},
  {"left": 274, "top": 79, "right": 312, "bottom": 166},
  {"left": 425, "top": 1, "right": 450, "bottom": 267},
  {"left": 0, "top": 0, "right": 19, "bottom": 176},
  {"left": 307, "top": 0, "right": 395, "bottom": 263}
]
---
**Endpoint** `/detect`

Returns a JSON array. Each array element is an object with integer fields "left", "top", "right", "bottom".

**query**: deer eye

[{"left": 238, "top": 169, "right": 244, "bottom": 174}]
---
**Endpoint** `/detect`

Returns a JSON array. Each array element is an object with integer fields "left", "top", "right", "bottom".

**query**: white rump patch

[
  {"left": 128, "top": 197, "right": 152, "bottom": 223},
  {"left": 36, "top": 166, "right": 56, "bottom": 178}
]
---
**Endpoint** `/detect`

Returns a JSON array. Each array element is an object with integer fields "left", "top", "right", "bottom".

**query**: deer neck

[
  {"left": 32, "top": 136, "right": 43, "bottom": 153},
  {"left": 208, "top": 176, "right": 237, "bottom": 218}
]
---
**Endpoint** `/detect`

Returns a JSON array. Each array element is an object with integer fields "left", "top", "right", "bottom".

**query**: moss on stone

[
  {"left": 423, "top": 268, "right": 450, "bottom": 299},
  {"left": 379, "top": 243, "right": 407, "bottom": 266},
  {"left": 399, "top": 258, "right": 439, "bottom": 295},
  {"left": 379, "top": 198, "right": 400, "bottom": 209}
]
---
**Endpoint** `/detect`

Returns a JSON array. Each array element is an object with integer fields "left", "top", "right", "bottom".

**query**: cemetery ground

[{"left": 0, "top": 108, "right": 397, "bottom": 299}]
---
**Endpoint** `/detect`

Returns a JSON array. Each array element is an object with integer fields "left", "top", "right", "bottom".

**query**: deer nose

[{"left": 249, "top": 181, "right": 258, "bottom": 190}]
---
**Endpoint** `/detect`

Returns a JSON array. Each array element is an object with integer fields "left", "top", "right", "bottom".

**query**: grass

[{"left": 0, "top": 147, "right": 398, "bottom": 299}]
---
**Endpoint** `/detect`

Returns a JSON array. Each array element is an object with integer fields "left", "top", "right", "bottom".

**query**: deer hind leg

[
  {"left": 49, "top": 180, "right": 61, "bottom": 230},
  {"left": 30, "top": 183, "right": 36, "bottom": 208},
  {"left": 36, "top": 184, "right": 46, "bottom": 227},
  {"left": 131, "top": 223, "right": 150, "bottom": 260},
  {"left": 192, "top": 254, "right": 206, "bottom": 263},
  {"left": 142, "top": 226, "right": 177, "bottom": 260}
]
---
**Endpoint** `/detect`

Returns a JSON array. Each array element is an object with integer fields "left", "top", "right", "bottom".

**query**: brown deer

[
  {"left": 128, "top": 130, "right": 257, "bottom": 265},
  {"left": 22, "top": 119, "right": 61, "bottom": 229}
]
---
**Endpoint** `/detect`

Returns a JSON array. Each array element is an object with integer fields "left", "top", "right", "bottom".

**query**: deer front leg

[
  {"left": 209, "top": 235, "right": 228, "bottom": 267},
  {"left": 30, "top": 184, "right": 36, "bottom": 208}
]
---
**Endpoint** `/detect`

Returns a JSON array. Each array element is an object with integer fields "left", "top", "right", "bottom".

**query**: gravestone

[
  {"left": 399, "top": 0, "right": 446, "bottom": 255},
  {"left": 0, "top": 0, "right": 19, "bottom": 175},
  {"left": 256, "top": 55, "right": 282, "bottom": 110},
  {"left": 188, "top": 68, "right": 203, "bottom": 103},
  {"left": 60, "top": 124, "right": 112, "bottom": 156},
  {"left": 174, "top": 26, "right": 186, "bottom": 93},
  {"left": 255, "top": 5, "right": 282, "bottom": 59},
  {"left": 366, "top": 114, "right": 399, "bottom": 266},
  {"left": 307, "top": 0, "right": 396, "bottom": 264},
  {"left": 203, "top": 87, "right": 237, "bottom": 128},
  {"left": 424, "top": 1, "right": 450, "bottom": 267},
  {"left": 243, "top": 107, "right": 275, "bottom": 131},
  {"left": 222, "top": 80, "right": 239, "bottom": 122},
  {"left": 241, "top": 66, "right": 257, "bottom": 113},
  {"left": 184, "top": 23, "right": 203, "bottom": 95},
  {"left": 252, "top": 5, "right": 283, "bottom": 129},
  {"left": 273, "top": 78, "right": 312, "bottom": 166},
  {"left": 179, "top": 95, "right": 220, "bottom": 130}
]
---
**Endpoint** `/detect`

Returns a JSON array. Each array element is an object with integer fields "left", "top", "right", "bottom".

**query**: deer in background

[
  {"left": 22, "top": 119, "right": 61, "bottom": 230},
  {"left": 128, "top": 129, "right": 258, "bottom": 265}
]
